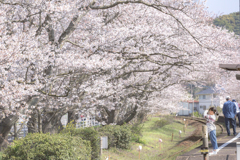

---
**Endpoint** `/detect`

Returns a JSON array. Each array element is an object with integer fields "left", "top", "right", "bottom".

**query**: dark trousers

[
  {"left": 237, "top": 112, "right": 240, "bottom": 127},
  {"left": 225, "top": 117, "right": 236, "bottom": 136}
]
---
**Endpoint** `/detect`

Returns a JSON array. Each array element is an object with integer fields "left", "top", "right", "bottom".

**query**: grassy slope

[{"left": 101, "top": 117, "right": 196, "bottom": 160}]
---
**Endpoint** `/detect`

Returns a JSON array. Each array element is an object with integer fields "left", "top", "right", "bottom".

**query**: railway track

[
  {"left": 184, "top": 117, "right": 224, "bottom": 134},
  {"left": 163, "top": 116, "right": 224, "bottom": 160}
]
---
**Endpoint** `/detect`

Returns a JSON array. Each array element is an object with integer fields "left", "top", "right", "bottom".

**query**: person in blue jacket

[
  {"left": 222, "top": 96, "right": 237, "bottom": 136},
  {"left": 232, "top": 99, "right": 240, "bottom": 127}
]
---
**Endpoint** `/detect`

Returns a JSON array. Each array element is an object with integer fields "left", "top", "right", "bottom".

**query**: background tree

[
  {"left": 214, "top": 12, "right": 240, "bottom": 35},
  {"left": 0, "top": 0, "right": 239, "bottom": 149}
]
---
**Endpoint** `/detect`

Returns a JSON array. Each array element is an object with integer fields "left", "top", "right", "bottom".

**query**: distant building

[
  {"left": 196, "top": 88, "right": 224, "bottom": 114},
  {"left": 60, "top": 113, "right": 100, "bottom": 128},
  {"left": 178, "top": 100, "right": 199, "bottom": 116}
]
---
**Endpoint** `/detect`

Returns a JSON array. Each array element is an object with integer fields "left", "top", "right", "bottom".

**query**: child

[{"left": 204, "top": 107, "right": 219, "bottom": 155}]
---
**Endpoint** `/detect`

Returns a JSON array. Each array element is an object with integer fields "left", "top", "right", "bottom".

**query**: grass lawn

[{"left": 101, "top": 117, "right": 197, "bottom": 160}]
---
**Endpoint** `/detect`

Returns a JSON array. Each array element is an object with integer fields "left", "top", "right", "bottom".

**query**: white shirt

[
  {"left": 204, "top": 110, "right": 216, "bottom": 133},
  {"left": 234, "top": 102, "right": 240, "bottom": 113}
]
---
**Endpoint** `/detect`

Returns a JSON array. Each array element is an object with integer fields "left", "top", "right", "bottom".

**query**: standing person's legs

[
  {"left": 230, "top": 118, "right": 237, "bottom": 135},
  {"left": 237, "top": 112, "right": 240, "bottom": 127},
  {"left": 210, "top": 130, "right": 218, "bottom": 150},
  {"left": 225, "top": 117, "right": 230, "bottom": 136}
]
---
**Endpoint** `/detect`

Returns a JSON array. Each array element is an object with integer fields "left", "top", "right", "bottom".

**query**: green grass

[{"left": 101, "top": 117, "right": 196, "bottom": 160}]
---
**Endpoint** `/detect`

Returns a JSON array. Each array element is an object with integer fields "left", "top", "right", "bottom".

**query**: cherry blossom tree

[
  {"left": 0, "top": 0, "right": 239, "bottom": 148},
  {"left": 215, "top": 71, "right": 240, "bottom": 102}
]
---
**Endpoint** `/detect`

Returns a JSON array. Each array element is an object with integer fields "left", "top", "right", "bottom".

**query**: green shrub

[
  {"left": 2, "top": 133, "right": 91, "bottom": 160},
  {"left": 3, "top": 133, "right": 91, "bottom": 160},
  {"left": 216, "top": 106, "right": 222, "bottom": 114},
  {"left": 192, "top": 111, "right": 201, "bottom": 117},
  {"left": 130, "top": 123, "right": 143, "bottom": 143},
  {"left": 135, "top": 138, "right": 146, "bottom": 145},
  {"left": 99, "top": 125, "right": 132, "bottom": 149},
  {"left": 153, "top": 119, "right": 170, "bottom": 128},
  {"left": 61, "top": 124, "right": 100, "bottom": 160}
]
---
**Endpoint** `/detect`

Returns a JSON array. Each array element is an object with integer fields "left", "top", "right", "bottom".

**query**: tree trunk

[
  {"left": 14, "top": 122, "right": 18, "bottom": 140},
  {"left": 37, "top": 109, "right": 42, "bottom": 133},
  {"left": 42, "top": 112, "right": 63, "bottom": 134},
  {"left": 0, "top": 115, "right": 18, "bottom": 150},
  {"left": 95, "top": 107, "right": 115, "bottom": 124},
  {"left": 95, "top": 105, "right": 139, "bottom": 125},
  {"left": 67, "top": 110, "right": 79, "bottom": 126},
  {"left": 117, "top": 105, "right": 138, "bottom": 125},
  {"left": 106, "top": 110, "right": 115, "bottom": 124},
  {"left": 27, "top": 111, "right": 38, "bottom": 133}
]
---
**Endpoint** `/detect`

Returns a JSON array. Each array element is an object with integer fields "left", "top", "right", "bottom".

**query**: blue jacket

[{"left": 222, "top": 100, "right": 236, "bottom": 118}]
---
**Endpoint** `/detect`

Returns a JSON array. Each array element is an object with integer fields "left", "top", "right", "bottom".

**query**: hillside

[{"left": 213, "top": 12, "right": 240, "bottom": 35}]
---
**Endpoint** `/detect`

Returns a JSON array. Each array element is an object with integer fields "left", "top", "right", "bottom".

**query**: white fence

[
  {"left": 76, "top": 117, "right": 101, "bottom": 128},
  {"left": 8, "top": 116, "right": 100, "bottom": 141},
  {"left": 61, "top": 114, "right": 101, "bottom": 128}
]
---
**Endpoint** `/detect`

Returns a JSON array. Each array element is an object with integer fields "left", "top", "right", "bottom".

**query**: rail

[
  {"left": 185, "top": 117, "right": 224, "bottom": 133},
  {"left": 163, "top": 116, "right": 224, "bottom": 160}
]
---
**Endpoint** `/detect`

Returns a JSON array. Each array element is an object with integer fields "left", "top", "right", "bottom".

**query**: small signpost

[
  {"left": 179, "top": 130, "right": 182, "bottom": 138},
  {"left": 182, "top": 118, "right": 185, "bottom": 124},
  {"left": 159, "top": 139, "right": 162, "bottom": 151},
  {"left": 183, "top": 119, "right": 188, "bottom": 129},
  {"left": 101, "top": 136, "right": 108, "bottom": 149},
  {"left": 138, "top": 145, "right": 142, "bottom": 159},
  {"left": 182, "top": 118, "right": 186, "bottom": 133},
  {"left": 100, "top": 136, "right": 108, "bottom": 156}
]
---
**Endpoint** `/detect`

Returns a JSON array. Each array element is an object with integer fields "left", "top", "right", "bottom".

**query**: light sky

[{"left": 205, "top": 0, "right": 239, "bottom": 15}]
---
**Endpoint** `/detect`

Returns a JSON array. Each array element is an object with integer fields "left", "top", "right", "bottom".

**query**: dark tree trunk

[
  {"left": 27, "top": 97, "right": 40, "bottom": 133},
  {"left": 106, "top": 110, "right": 115, "bottom": 124},
  {"left": 67, "top": 110, "right": 79, "bottom": 126},
  {"left": 95, "top": 106, "right": 116, "bottom": 124},
  {"left": 0, "top": 115, "right": 18, "bottom": 150},
  {"left": 42, "top": 112, "right": 63, "bottom": 134},
  {"left": 117, "top": 105, "right": 138, "bottom": 125},
  {"left": 14, "top": 122, "right": 18, "bottom": 140},
  {"left": 37, "top": 109, "right": 42, "bottom": 133},
  {"left": 95, "top": 105, "right": 138, "bottom": 125},
  {"left": 27, "top": 111, "right": 38, "bottom": 133},
  {"left": 135, "top": 110, "right": 148, "bottom": 123}
]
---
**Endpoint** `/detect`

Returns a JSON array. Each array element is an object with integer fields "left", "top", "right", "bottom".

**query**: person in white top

[
  {"left": 232, "top": 99, "right": 240, "bottom": 127},
  {"left": 204, "top": 107, "right": 219, "bottom": 155}
]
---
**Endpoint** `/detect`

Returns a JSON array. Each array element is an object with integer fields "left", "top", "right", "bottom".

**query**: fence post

[
  {"left": 202, "top": 125, "right": 209, "bottom": 160},
  {"left": 237, "top": 142, "right": 240, "bottom": 160}
]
